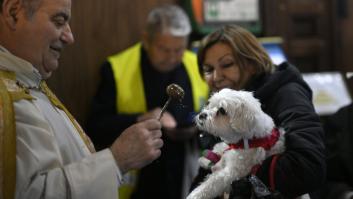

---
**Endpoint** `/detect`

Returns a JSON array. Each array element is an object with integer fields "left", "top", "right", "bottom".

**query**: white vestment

[{"left": 0, "top": 46, "right": 122, "bottom": 199}]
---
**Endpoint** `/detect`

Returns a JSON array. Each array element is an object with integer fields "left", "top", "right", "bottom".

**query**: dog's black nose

[{"left": 198, "top": 113, "right": 207, "bottom": 120}]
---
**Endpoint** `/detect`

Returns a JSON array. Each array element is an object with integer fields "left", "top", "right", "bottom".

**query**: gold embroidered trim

[
  {"left": 40, "top": 82, "right": 95, "bottom": 153},
  {"left": 0, "top": 71, "right": 34, "bottom": 101},
  {"left": 0, "top": 71, "right": 16, "bottom": 199}
]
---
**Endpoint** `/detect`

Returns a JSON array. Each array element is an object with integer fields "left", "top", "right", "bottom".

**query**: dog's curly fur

[{"left": 187, "top": 89, "right": 286, "bottom": 199}]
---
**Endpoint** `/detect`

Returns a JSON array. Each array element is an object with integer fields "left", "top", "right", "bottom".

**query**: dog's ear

[{"left": 230, "top": 99, "right": 256, "bottom": 134}]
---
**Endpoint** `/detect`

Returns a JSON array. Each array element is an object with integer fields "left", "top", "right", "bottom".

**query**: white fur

[
  {"left": 187, "top": 89, "right": 286, "bottom": 199},
  {"left": 198, "top": 142, "right": 228, "bottom": 169}
]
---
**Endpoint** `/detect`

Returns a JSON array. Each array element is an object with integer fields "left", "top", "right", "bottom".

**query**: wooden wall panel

[
  {"left": 47, "top": 0, "right": 177, "bottom": 125},
  {"left": 334, "top": 0, "right": 353, "bottom": 72},
  {"left": 263, "top": 0, "right": 334, "bottom": 73},
  {"left": 332, "top": 0, "right": 353, "bottom": 93},
  {"left": 47, "top": 0, "right": 353, "bottom": 125}
]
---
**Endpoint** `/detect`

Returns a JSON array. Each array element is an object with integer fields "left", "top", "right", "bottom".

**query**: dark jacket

[
  {"left": 193, "top": 62, "right": 326, "bottom": 199},
  {"left": 321, "top": 103, "right": 353, "bottom": 199}
]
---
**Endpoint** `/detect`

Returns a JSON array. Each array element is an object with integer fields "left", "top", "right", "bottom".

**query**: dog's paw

[
  {"left": 212, "top": 142, "right": 228, "bottom": 153},
  {"left": 199, "top": 157, "right": 212, "bottom": 169}
]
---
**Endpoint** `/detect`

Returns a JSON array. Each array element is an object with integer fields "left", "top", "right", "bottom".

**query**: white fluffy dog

[{"left": 187, "top": 89, "right": 285, "bottom": 199}]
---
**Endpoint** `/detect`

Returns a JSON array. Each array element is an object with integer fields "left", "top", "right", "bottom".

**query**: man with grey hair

[
  {"left": 86, "top": 4, "right": 208, "bottom": 199},
  {"left": 0, "top": 0, "right": 164, "bottom": 198}
]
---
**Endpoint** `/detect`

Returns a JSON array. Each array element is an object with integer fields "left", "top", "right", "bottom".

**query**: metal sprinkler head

[
  {"left": 166, "top": 83, "right": 185, "bottom": 102},
  {"left": 158, "top": 83, "right": 185, "bottom": 120}
]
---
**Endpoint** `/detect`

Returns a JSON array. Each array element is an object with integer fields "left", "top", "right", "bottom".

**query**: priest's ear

[{"left": 1, "top": 0, "right": 23, "bottom": 29}]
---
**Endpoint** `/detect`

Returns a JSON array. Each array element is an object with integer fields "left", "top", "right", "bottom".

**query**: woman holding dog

[{"left": 192, "top": 25, "right": 325, "bottom": 199}]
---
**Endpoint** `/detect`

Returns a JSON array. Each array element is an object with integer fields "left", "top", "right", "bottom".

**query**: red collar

[
  {"left": 202, "top": 128, "right": 280, "bottom": 165},
  {"left": 227, "top": 128, "right": 280, "bottom": 151}
]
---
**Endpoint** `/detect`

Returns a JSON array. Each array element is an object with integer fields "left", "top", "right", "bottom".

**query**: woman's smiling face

[{"left": 202, "top": 42, "right": 255, "bottom": 92}]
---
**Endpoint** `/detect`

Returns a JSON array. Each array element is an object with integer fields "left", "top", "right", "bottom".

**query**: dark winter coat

[{"left": 321, "top": 103, "right": 353, "bottom": 199}]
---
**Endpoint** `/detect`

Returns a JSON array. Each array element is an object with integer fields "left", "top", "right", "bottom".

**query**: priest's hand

[{"left": 110, "top": 119, "right": 163, "bottom": 174}]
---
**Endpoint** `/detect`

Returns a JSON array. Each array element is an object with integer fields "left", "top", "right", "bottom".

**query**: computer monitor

[
  {"left": 302, "top": 72, "right": 352, "bottom": 116},
  {"left": 259, "top": 37, "right": 287, "bottom": 65},
  {"left": 191, "top": 37, "right": 287, "bottom": 66},
  {"left": 186, "top": 0, "right": 262, "bottom": 35}
]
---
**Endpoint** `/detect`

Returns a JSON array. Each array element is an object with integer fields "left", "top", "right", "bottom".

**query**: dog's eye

[{"left": 217, "top": 107, "right": 227, "bottom": 116}]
